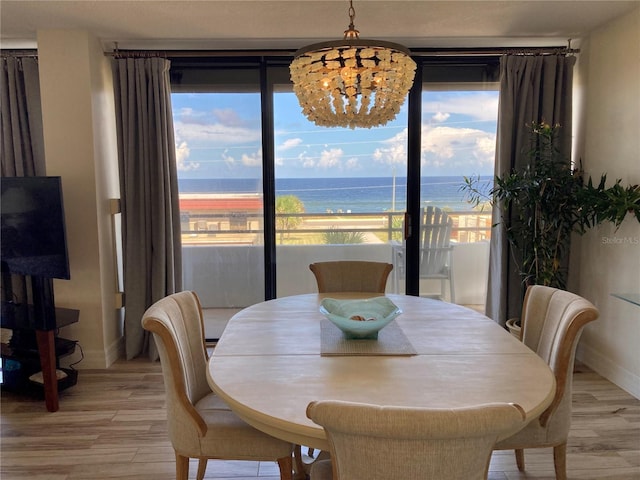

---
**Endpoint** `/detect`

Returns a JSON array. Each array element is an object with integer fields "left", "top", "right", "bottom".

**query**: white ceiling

[{"left": 1, "top": 0, "right": 638, "bottom": 51}]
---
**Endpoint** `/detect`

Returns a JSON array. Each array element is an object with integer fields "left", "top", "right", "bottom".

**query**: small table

[{"left": 207, "top": 293, "right": 556, "bottom": 451}]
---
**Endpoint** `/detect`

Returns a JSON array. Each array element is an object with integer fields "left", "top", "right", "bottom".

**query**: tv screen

[{"left": 1, "top": 176, "right": 71, "bottom": 280}]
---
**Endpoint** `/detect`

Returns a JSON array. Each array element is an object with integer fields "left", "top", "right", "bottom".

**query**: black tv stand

[{"left": 1, "top": 301, "right": 79, "bottom": 412}]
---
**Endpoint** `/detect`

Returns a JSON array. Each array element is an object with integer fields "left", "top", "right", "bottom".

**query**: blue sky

[{"left": 172, "top": 89, "right": 498, "bottom": 179}]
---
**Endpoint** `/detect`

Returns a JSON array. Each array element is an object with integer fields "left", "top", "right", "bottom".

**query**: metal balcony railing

[{"left": 180, "top": 211, "right": 492, "bottom": 244}]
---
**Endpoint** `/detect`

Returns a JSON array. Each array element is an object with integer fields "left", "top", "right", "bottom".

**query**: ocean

[{"left": 178, "top": 176, "right": 493, "bottom": 214}]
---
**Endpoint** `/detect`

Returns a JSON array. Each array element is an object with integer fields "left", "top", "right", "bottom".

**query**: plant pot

[{"left": 506, "top": 318, "right": 521, "bottom": 340}]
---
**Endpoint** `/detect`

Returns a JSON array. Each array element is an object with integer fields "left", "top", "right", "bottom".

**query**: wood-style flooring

[{"left": 1, "top": 359, "right": 639, "bottom": 479}]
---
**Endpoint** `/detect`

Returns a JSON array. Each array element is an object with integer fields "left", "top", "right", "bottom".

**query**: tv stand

[{"left": 1, "top": 302, "right": 79, "bottom": 412}]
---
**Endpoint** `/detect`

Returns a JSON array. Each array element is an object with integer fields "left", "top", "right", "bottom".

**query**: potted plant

[{"left": 462, "top": 122, "right": 640, "bottom": 333}]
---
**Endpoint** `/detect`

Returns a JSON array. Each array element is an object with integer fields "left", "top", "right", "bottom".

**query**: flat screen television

[{"left": 1, "top": 176, "right": 71, "bottom": 280}]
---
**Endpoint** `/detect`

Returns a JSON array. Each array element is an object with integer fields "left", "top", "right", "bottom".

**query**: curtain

[
  {"left": 0, "top": 56, "right": 45, "bottom": 176},
  {"left": 112, "top": 57, "right": 182, "bottom": 360},
  {"left": 1, "top": 55, "right": 46, "bottom": 303},
  {"left": 487, "top": 54, "right": 575, "bottom": 325}
]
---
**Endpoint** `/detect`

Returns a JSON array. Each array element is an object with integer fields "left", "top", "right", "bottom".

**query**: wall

[
  {"left": 37, "top": 30, "right": 122, "bottom": 368},
  {"left": 573, "top": 7, "right": 640, "bottom": 398},
  {"left": 183, "top": 242, "right": 488, "bottom": 307}
]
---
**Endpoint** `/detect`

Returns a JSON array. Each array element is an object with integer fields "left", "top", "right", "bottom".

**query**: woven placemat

[{"left": 320, "top": 319, "right": 417, "bottom": 356}]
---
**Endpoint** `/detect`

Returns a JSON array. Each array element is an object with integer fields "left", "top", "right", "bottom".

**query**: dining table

[{"left": 206, "top": 293, "right": 556, "bottom": 452}]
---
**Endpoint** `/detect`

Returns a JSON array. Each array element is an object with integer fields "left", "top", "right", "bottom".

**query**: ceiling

[{"left": 1, "top": 0, "right": 638, "bottom": 51}]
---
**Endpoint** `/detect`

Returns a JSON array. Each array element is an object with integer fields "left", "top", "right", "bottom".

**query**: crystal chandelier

[{"left": 290, "top": 0, "right": 416, "bottom": 129}]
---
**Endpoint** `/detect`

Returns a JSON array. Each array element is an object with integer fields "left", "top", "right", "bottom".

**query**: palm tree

[{"left": 275, "top": 195, "right": 305, "bottom": 244}]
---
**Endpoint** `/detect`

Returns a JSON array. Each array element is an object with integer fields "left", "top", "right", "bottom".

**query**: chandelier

[{"left": 290, "top": 0, "right": 416, "bottom": 129}]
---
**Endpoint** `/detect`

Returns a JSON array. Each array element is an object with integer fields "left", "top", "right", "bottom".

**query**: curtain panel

[
  {"left": 0, "top": 56, "right": 45, "bottom": 177},
  {"left": 486, "top": 54, "right": 576, "bottom": 326},
  {"left": 1, "top": 55, "right": 46, "bottom": 303},
  {"left": 112, "top": 57, "right": 183, "bottom": 360}
]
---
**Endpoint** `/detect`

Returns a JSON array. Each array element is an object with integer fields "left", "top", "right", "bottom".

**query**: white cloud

[
  {"left": 423, "top": 92, "right": 499, "bottom": 122},
  {"left": 280, "top": 138, "right": 303, "bottom": 151},
  {"left": 421, "top": 125, "right": 496, "bottom": 170},
  {"left": 432, "top": 112, "right": 450, "bottom": 123},
  {"left": 174, "top": 120, "right": 261, "bottom": 145},
  {"left": 175, "top": 140, "right": 200, "bottom": 172},
  {"left": 373, "top": 129, "right": 408, "bottom": 166},
  {"left": 345, "top": 157, "right": 360, "bottom": 170},
  {"left": 213, "top": 108, "right": 247, "bottom": 128},
  {"left": 221, "top": 149, "right": 236, "bottom": 167},
  {"left": 318, "top": 148, "right": 343, "bottom": 169},
  {"left": 241, "top": 149, "right": 262, "bottom": 167}
]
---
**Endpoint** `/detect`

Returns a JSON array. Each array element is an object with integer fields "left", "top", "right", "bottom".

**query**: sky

[{"left": 172, "top": 89, "right": 499, "bottom": 179}]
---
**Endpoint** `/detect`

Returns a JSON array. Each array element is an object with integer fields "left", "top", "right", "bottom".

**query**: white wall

[
  {"left": 184, "top": 242, "right": 488, "bottom": 308},
  {"left": 573, "top": 7, "right": 640, "bottom": 398},
  {"left": 37, "top": 30, "right": 122, "bottom": 368}
]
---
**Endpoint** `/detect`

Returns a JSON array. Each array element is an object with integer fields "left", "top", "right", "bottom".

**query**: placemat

[{"left": 320, "top": 319, "right": 417, "bottom": 356}]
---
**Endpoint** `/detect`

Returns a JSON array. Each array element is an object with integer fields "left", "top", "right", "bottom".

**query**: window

[{"left": 169, "top": 55, "right": 500, "bottom": 327}]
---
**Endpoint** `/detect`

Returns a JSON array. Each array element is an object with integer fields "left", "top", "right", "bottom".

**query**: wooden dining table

[{"left": 206, "top": 293, "right": 556, "bottom": 452}]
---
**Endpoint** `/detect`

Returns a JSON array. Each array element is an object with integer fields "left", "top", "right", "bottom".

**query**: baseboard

[
  {"left": 577, "top": 343, "right": 640, "bottom": 399},
  {"left": 105, "top": 336, "right": 125, "bottom": 367},
  {"left": 58, "top": 336, "right": 125, "bottom": 369}
]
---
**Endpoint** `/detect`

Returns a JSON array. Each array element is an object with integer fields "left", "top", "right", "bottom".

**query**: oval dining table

[{"left": 206, "top": 293, "right": 556, "bottom": 452}]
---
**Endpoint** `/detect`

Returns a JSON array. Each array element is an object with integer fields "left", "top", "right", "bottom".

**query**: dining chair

[
  {"left": 309, "top": 260, "right": 393, "bottom": 293},
  {"left": 306, "top": 400, "right": 526, "bottom": 480},
  {"left": 141, "top": 291, "right": 294, "bottom": 480},
  {"left": 494, "top": 285, "right": 599, "bottom": 480}
]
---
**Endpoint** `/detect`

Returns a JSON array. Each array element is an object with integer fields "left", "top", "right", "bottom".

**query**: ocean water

[{"left": 178, "top": 176, "right": 493, "bottom": 213}]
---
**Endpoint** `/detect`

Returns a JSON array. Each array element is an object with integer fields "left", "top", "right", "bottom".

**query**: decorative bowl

[{"left": 319, "top": 297, "right": 402, "bottom": 339}]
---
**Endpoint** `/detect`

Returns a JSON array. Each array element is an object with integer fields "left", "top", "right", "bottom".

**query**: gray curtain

[
  {"left": 1, "top": 56, "right": 45, "bottom": 176},
  {"left": 487, "top": 54, "right": 575, "bottom": 325},
  {"left": 1, "top": 55, "right": 46, "bottom": 303},
  {"left": 112, "top": 57, "right": 182, "bottom": 360}
]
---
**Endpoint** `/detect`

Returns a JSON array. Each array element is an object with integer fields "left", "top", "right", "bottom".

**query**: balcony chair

[
  {"left": 391, "top": 206, "right": 455, "bottom": 302},
  {"left": 309, "top": 260, "right": 393, "bottom": 294},
  {"left": 141, "top": 291, "right": 293, "bottom": 480},
  {"left": 306, "top": 400, "right": 526, "bottom": 480},
  {"left": 494, "top": 285, "right": 599, "bottom": 480}
]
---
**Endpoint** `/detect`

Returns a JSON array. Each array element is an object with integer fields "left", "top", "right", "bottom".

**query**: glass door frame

[{"left": 169, "top": 54, "right": 500, "bottom": 302}]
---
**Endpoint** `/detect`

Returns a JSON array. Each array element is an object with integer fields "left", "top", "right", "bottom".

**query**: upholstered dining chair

[
  {"left": 141, "top": 291, "right": 294, "bottom": 480},
  {"left": 494, "top": 285, "right": 599, "bottom": 480},
  {"left": 306, "top": 400, "right": 527, "bottom": 480},
  {"left": 309, "top": 260, "right": 393, "bottom": 293}
]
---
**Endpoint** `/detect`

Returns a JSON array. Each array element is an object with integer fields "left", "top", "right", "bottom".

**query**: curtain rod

[
  {"left": 104, "top": 45, "right": 579, "bottom": 59},
  {"left": 1, "top": 50, "right": 38, "bottom": 58},
  {"left": 2, "top": 45, "right": 579, "bottom": 60}
]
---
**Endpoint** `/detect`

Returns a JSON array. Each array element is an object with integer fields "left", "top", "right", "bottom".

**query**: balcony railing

[{"left": 181, "top": 211, "right": 492, "bottom": 245}]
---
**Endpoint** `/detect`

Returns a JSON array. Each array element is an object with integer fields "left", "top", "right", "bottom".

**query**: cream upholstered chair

[
  {"left": 494, "top": 285, "right": 599, "bottom": 480},
  {"left": 309, "top": 261, "right": 393, "bottom": 293},
  {"left": 141, "top": 291, "right": 294, "bottom": 480},
  {"left": 306, "top": 400, "right": 527, "bottom": 480}
]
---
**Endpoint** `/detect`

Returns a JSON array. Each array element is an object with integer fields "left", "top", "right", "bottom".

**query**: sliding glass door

[
  {"left": 169, "top": 56, "right": 500, "bottom": 326},
  {"left": 171, "top": 65, "right": 265, "bottom": 338},
  {"left": 272, "top": 87, "right": 408, "bottom": 297}
]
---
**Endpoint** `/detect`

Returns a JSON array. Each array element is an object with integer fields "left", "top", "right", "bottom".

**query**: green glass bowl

[{"left": 319, "top": 297, "right": 402, "bottom": 339}]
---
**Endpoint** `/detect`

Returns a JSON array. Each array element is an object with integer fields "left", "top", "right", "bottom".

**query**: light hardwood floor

[{"left": 1, "top": 359, "right": 639, "bottom": 480}]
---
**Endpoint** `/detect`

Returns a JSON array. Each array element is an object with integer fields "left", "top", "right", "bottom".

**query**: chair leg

[
  {"left": 515, "top": 448, "right": 525, "bottom": 471},
  {"left": 294, "top": 445, "right": 306, "bottom": 480},
  {"left": 554, "top": 443, "right": 568, "bottom": 480},
  {"left": 175, "top": 452, "right": 189, "bottom": 480},
  {"left": 278, "top": 454, "right": 294, "bottom": 480},
  {"left": 196, "top": 458, "right": 208, "bottom": 480}
]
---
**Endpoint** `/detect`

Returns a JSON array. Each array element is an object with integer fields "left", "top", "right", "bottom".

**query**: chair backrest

[
  {"left": 307, "top": 400, "right": 526, "bottom": 480},
  {"left": 141, "top": 291, "right": 211, "bottom": 448},
  {"left": 309, "top": 261, "right": 393, "bottom": 293},
  {"left": 520, "top": 285, "right": 599, "bottom": 427},
  {"left": 420, "top": 206, "right": 453, "bottom": 275}
]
